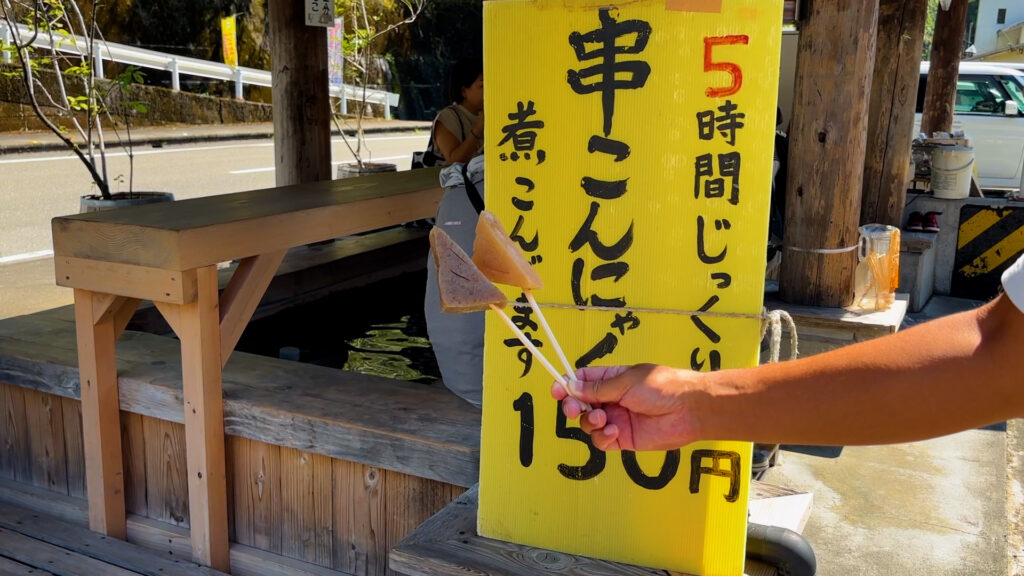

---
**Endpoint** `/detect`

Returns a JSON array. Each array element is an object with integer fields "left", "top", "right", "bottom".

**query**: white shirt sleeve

[{"left": 1001, "top": 255, "right": 1024, "bottom": 313}]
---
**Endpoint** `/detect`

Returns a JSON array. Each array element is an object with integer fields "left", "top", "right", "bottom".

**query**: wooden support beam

[
  {"left": 921, "top": 0, "right": 968, "bottom": 135},
  {"left": 269, "top": 0, "right": 332, "bottom": 187},
  {"left": 73, "top": 289, "right": 126, "bottom": 539},
  {"left": 56, "top": 257, "right": 198, "bottom": 304},
  {"left": 91, "top": 293, "right": 121, "bottom": 324},
  {"left": 862, "top": 0, "right": 928, "bottom": 227},
  {"left": 154, "top": 301, "right": 183, "bottom": 339},
  {"left": 178, "top": 266, "right": 230, "bottom": 572},
  {"left": 779, "top": 0, "right": 880, "bottom": 307},
  {"left": 113, "top": 298, "right": 141, "bottom": 339},
  {"left": 219, "top": 251, "right": 287, "bottom": 367}
]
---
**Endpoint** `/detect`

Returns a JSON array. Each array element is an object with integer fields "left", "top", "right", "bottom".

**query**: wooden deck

[{"left": 0, "top": 498, "right": 225, "bottom": 576}]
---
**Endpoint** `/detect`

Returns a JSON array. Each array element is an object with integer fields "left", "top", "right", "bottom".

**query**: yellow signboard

[
  {"left": 221, "top": 16, "right": 238, "bottom": 69},
  {"left": 479, "top": 1, "right": 782, "bottom": 574}
]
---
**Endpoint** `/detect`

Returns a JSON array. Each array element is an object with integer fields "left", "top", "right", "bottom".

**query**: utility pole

[
  {"left": 861, "top": 0, "right": 929, "bottom": 226},
  {"left": 269, "top": 0, "right": 332, "bottom": 187},
  {"left": 779, "top": 0, "right": 880, "bottom": 307},
  {"left": 921, "top": 0, "right": 968, "bottom": 135}
]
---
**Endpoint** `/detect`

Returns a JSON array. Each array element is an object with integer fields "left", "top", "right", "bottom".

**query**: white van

[{"left": 917, "top": 62, "right": 1024, "bottom": 191}]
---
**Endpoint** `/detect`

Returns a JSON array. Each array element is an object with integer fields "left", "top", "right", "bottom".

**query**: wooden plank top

[
  {"left": 390, "top": 485, "right": 807, "bottom": 576},
  {"left": 52, "top": 168, "right": 443, "bottom": 271}
]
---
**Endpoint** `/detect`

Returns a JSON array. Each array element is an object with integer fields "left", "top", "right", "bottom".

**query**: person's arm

[
  {"left": 435, "top": 112, "right": 484, "bottom": 164},
  {"left": 556, "top": 294, "right": 1024, "bottom": 451}
]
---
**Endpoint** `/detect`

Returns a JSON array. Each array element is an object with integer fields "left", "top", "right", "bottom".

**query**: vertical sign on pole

[
  {"left": 328, "top": 18, "right": 345, "bottom": 89},
  {"left": 220, "top": 16, "right": 238, "bottom": 69},
  {"left": 480, "top": 1, "right": 782, "bottom": 575},
  {"left": 305, "top": 0, "right": 336, "bottom": 27}
]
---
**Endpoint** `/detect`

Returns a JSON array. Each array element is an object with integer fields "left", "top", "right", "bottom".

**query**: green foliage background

[{"left": 83, "top": 0, "right": 479, "bottom": 119}]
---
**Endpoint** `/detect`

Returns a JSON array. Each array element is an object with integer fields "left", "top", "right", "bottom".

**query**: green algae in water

[{"left": 344, "top": 317, "right": 438, "bottom": 382}]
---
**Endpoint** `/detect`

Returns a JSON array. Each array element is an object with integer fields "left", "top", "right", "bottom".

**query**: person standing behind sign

[{"left": 430, "top": 58, "right": 485, "bottom": 165}]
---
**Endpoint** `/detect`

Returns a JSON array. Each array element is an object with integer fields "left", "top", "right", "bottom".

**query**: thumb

[{"left": 574, "top": 368, "right": 633, "bottom": 405}]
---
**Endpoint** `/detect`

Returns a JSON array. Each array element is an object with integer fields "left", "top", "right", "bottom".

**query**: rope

[
  {"left": 760, "top": 308, "right": 799, "bottom": 363},
  {"left": 535, "top": 302, "right": 800, "bottom": 363},
  {"left": 785, "top": 244, "right": 858, "bottom": 255}
]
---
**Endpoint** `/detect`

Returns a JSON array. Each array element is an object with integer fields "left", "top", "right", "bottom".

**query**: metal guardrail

[{"left": 0, "top": 22, "right": 399, "bottom": 118}]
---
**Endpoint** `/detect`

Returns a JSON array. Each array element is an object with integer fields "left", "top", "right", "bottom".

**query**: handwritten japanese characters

[{"left": 480, "top": 2, "right": 783, "bottom": 574}]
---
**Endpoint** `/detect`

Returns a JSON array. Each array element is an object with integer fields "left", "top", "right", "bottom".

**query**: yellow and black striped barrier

[{"left": 953, "top": 205, "right": 1024, "bottom": 300}]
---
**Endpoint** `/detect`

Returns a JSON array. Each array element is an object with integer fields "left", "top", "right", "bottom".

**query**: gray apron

[{"left": 424, "top": 156, "right": 486, "bottom": 407}]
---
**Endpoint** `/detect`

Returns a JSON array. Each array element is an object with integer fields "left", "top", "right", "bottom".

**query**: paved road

[{"left": 0, "top": 131, "right": 429, "bottom": 261}]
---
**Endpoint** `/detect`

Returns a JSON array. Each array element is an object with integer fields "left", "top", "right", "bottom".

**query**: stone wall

[{"left": 0, "top": 65, "right": 272, "bottom": 132}]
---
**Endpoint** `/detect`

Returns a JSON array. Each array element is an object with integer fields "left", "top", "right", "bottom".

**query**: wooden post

[
  {"left": 179, "top": 266, "right": 230, "bottom": 572},
  {"left": 269, "top": 0, "right": 332, "bottom": 187},
  {"left": 861, "top": 0, "right": 928, "bottom": 226},
  {"left": 779, "top": 0, "right": 880, "bottom": 307},
  {"left": 920, "top": 0, "right": 968, "bottom": 135},
  {"left": 74, "top": 289, "right": 127, "bottom": 539}
]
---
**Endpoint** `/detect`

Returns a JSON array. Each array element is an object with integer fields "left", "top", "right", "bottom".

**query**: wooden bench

[
  {"left": 50, "top": 168, "right": 444, "bottom": 572},
  {"left": 390, "top": 484, "right": 813, "bottom": 576}
]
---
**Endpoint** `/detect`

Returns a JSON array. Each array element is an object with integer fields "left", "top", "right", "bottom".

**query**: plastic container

[
  {"left": 930, "top": 145, "right": 974, "bottom": 199},
  {"left": 852, "top": 224, "right": 901, "bottom": 312}
]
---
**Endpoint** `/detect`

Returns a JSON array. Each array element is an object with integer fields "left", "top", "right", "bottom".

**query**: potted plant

[
  {"left": 333, "top": 0, "right": 424, "bottom": 178},
  {"left": 0, "top": 0, "right": 172, "bottom": 211}
]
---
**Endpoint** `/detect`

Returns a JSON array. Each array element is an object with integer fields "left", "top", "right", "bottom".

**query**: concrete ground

[
  {"left": 763, "top": 295, "right": 1021, "bottom": 576},
  {"left": 1, "top": 122, "right": 1020, "bottom": 576}
]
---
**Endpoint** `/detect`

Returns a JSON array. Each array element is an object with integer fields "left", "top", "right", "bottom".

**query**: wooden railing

[{"left": 51, "top": 168, "right": 443, "bottom": 572}]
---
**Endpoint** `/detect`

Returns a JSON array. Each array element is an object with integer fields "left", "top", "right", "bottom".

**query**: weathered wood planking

[
  {"left": 61, "top": 397, "right": 86, "bottom": 499},
  {"left": 122, "top": 412, "right": 147, "bottom": 515},
  {"left": 333, "top": 459, "right": 388, "bottom": 576},
  {"left": 22, "top": 388, "right": 67, "bottom": 494},
  {"left": 52, "top": 168, "right": 443, "bottom": 272},
  {"left": 0, "top": 555, "right": 56, "bottom": 575},
  {"left": 143, "top": 415, "right": 190, "bottom": 527},
  {"left": 0, "top": 476, "right": 337, "bottom": 576},
  {"left": 280, "top": 447, "right": 333, "bottom": 566},
  {"left": 247, "top": 438, "right": 282, "bottom": 555},
  {"left": 391, "top": 486, "right": 790, "bottom": 576},
  {"left": 0, "top": 500, "right": 225, "bottom": 576},
  {"left": 229, "top": 436, "right": 253, "bottom": 548},
  {"left": 0, "top": 384, "right": 31, "bottom": 483},
  {"left": 0, "top": 310, "right": 480, "bottom": 488},
  {"left": 0, "top": 526, "right": 140, "bottom": 576}
]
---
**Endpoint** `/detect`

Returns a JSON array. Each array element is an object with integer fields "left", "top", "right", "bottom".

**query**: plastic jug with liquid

[{"left": 852, "top": 224, "right": 900, "bottom": 312}]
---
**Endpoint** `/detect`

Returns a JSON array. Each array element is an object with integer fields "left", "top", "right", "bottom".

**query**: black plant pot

[
  {"left": 336, "top": 162, "right": 397, "bottom": 179},
  {"left": 79, "top": 191, "right": 175, "bottom": 213}
]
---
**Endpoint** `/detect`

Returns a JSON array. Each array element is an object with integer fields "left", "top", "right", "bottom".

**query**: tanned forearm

[{"left": 696, "top": 295, "right": 1024, "bottom": 446}]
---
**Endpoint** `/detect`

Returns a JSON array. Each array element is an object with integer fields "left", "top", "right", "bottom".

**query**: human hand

[{"left": 551, "top": 364, "right": 704, "bottom": 452}]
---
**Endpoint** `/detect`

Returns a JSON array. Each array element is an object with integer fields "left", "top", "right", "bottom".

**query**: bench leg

[
  {"left": 178, "top": 266, "right": 231, "bottom": 572},
  {"left": 74, "top": 289, "right": 127, "bottom": 539}
]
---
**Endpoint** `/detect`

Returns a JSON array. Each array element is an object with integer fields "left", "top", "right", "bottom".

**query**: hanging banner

[
  {"left": 479, "top": 1, "right": 782, "bottom": 575},
  {"left": 305, "top": 0, "right": 336, "bottom": 27},
  {"left": 220, "top": 15, "right": 237, "bottom": 69},
  {"left": 328, "top": 18, "right": 345, "bottom": 89}
]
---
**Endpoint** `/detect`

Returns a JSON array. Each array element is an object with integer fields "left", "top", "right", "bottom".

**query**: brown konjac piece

[
  {"left": 472, "top": 211, "right": 544, "bottom": 290},
  {"left": 431, "top": 227, "right": 508, "bottom": 313}
]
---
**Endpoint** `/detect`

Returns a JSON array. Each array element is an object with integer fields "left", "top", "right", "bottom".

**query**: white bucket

[{"left": 930, "top": 146, "right": 974, "bottom": 200}]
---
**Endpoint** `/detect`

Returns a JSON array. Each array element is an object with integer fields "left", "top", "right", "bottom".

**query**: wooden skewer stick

[
  {"left": 489, "top": 303, "right": 591, "bottom": 413},
  {"left": 523, "top": 290, "right": 577, "bottom": 384},
  {"left": 489, "top": 304, "right": 566, "bottom": 387}
]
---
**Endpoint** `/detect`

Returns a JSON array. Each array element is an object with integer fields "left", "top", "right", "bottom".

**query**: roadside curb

[{"left": 0, "top": 122, "right": 431, "bottom": 155}]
